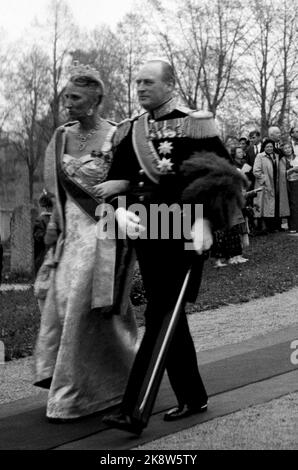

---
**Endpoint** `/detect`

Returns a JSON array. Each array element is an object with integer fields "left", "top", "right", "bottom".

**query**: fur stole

[{"left": 180, "top": 151, "right": 247, "bottom": 230}]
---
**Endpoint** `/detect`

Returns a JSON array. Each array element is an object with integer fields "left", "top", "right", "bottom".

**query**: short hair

[
  {"left": 231, "top": 146, "right": 244, "bottom": 158},
  {"left": 268, "top": 126, "right": 281, "bottom": 135},
  {"left": 280, "top": 140, "right": 294, "bottom": 154},
  {"left": 248, "top": 130, "right": 260, "bottom": 138},
  {"left": 261, "top": 139, "right": 275, "bottom": 152},
  {"left": 290, "top": 126, "right": 298, "bottom": 136},
  {"left": 146, "top": 60, "right": 176, "bottom": 86}
]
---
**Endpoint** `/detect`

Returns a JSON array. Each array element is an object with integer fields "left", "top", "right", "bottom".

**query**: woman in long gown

[{"left": 34, "top": 63, "right": 138, "bottom": 422}]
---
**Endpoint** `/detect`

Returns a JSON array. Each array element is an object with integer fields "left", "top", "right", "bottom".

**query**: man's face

[
  {"left": 269, "top": 127, "right": 281, "bottom": 143},
  {"left": 136, "top": 63, "right": 173, "bottom": 111},
  {"left": 250, "top": 133, "right": 261, "bottom": 145},
  {"left": 291, "top": 128, "right": 298, "bottom": 142}
]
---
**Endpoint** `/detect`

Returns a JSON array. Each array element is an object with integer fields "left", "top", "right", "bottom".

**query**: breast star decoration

[
  {"left": 157, "top": 158, "right": 174, "bottom": 173},
  {"left": 158, "top": 141, "right": 173, "bottom": 155}
]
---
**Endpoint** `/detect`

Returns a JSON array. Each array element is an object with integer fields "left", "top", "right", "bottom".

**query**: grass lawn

[
  {"left": 1, "top": 232, "right": 298, "bottom": 360},
  {"left": 189, "top": 232, "right": 298, "bottom": 313},
  {"left": 0, "top": 289, "right": 40, "bottom": 361}
]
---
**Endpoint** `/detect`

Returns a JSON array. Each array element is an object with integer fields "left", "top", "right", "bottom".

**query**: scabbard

[{"left": 131, "top": 255, "right": 205, "bottom": 425}]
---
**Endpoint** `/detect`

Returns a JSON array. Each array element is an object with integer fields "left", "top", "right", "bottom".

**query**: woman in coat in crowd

[
  {"left": 253, "top": 139, "right": 289, "bottom": 233},
  {"left": 281, "top": 141, "right": 298, "bottom": 233}
]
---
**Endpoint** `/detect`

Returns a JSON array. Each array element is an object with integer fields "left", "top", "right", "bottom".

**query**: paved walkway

[{"left": 0, "top": 286, "right": 298, "bottom": 449}]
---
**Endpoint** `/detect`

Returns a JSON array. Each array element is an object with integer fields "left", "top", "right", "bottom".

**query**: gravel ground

[
  {"left": 187, "top": 286, "right": 298, "bottom": 352},
  {"left": 133, "top": 287, "right": 298, "bottom": 450},
  {"left": 1, "top": 286, "right": 298, "bottom": 405},
  {"left": 135, "top": 393, "right": 298, "bottom": 450}
]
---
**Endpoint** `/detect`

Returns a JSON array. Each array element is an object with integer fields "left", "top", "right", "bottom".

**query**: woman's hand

[{"left": 93, "top": 180, "right": 130, "bottom": 198}]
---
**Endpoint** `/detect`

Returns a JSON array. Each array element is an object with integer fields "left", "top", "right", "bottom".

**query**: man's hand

[
  {"left": 93, "top": 180, "right": 129, "bottom": 198},
  {"left": 190, "top": 218, "right": 213, "bottom": 255},
  {"left": 115, "top": 208, "right": 146, "bottom": 238}
]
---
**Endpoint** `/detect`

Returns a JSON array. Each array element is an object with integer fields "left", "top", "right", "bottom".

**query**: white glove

[
  {"left": 190, "top": 218, "right": 213, "bottom": 255},
  {"left": 115, "top": 208, "right": 146, "bottom": 238},
  {"left": 93, "top": 180, "right": 129, "bottom": 198}
]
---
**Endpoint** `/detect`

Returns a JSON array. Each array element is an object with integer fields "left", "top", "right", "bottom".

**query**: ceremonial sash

[
  {"left": 54, "top": 126, "right": 118, "bottom": 309},
  {"left": 132, "top": 113, "right": 161, "bottom": 184},
  {"left": 55, "top": 128, "right": 101, "bottom": 223}
]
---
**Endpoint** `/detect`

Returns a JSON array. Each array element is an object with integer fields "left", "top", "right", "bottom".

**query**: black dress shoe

[
  {"left": 164, "top": 403, "right": 208, "bottom": 422},
  {"left": 102, "top": 412, "right": 144, "bottom": 435}
]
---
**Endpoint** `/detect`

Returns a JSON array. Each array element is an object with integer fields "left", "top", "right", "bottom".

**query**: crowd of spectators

[{"left": 211, "top": 124, "right": 298, "bottom": 268}]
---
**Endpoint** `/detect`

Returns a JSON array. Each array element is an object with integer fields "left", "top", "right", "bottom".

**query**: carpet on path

[{"left": 0, "top": 339, "right": 296, "bottom": 450}]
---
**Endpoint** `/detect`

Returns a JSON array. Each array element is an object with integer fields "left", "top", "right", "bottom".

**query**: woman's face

[
  {"left": 235, "top": 148, "right": 244, "bottom": 162},
  {"left": 282, "top": 144, "right": 293, "bottom": 157},
  {"left": 63, "top": 82, "right": 94, "bottom": 121},
  {"left": 264, "top": 143, "right": 274, "bottom": 154}
]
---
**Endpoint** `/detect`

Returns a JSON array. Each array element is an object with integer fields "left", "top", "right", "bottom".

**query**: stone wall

[
  {"left": 10, "top": 205, "right": 38, "bottom": 277},
  {"left": 0, "top": 209, "right": 12, "bottom": 242}
]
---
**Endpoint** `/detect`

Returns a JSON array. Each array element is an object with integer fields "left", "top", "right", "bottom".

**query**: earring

[{"left": 87, "top": 108, "right": 94, "bottom": 116}]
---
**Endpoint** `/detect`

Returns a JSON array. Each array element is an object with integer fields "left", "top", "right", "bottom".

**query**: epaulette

[
  {"left": 176, "top": 104, "right": 194, "bottom": 115},
  {"left": 101, "top": 125, "right": 117, "bottom": 153},
  {"left": 182, "top": 110, "right": 218, "bottom": 139},
  {"left": 112, "top": 117, "right": 136, "bottom": 147},
  {"left": 62, "top": 120, "right": 78, "bottom": 128}
]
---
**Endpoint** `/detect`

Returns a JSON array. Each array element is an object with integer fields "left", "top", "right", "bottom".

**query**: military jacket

[{"left": 108, "top": 98, "right": 231, "bottom": 207}]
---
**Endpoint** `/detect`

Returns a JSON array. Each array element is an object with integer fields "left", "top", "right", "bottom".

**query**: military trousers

[{"left": 121, "top": 236, "right": 208, "bottom": 424}]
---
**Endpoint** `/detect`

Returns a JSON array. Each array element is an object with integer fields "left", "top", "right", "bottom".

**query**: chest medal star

[
  {"left": 157, "top": 157, "right": 174, "bottom": 173},
  {"left": 158, "top": 140, "right": 173, "bottom": 155}
]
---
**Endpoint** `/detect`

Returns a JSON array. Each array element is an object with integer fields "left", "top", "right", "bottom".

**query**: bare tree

[
  {"left": 42, "top": 0, "right": 79, "bottom": 132},
  {"left": 5, "top": 47, "right": 51, "bottom": 201},
  {"left": 0, "top": 34, "right": 14, "bottom": 140},
  {"left": 116, "top": 13, "right": 150, "bottom": 118},
  {"left": 241, "top": 0, "right": 298, "bottom": 137},
  {"left": 71, "top": 15, "right": 150, "bottom": 122},
  {"left": 70, "top": 26, "right": 124, "bottom": 121},
  {"left": 148, "top": 0, "right": 249, "bottom": 115},
  {"left": 275, "top": 0, "right": 298, "bottom": 130}
]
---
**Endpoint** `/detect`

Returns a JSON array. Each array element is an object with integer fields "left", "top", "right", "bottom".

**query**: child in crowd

[{"left": 33, "top": 190, "right": 54, "bottom": 275}]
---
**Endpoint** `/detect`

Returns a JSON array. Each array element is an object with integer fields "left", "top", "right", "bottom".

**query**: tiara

[{"left": 68, "top": 60, "right": 103, "bottom": 84}]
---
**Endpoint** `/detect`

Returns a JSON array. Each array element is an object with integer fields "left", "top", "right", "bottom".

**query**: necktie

[{"left": 272, "top": 155, "right": 277, "bottom": 179}]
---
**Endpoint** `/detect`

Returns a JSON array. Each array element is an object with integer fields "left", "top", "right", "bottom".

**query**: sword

[
  {"left": 132, "top": 255, "right": 205, "bottom": 424},
  {"left": 139, "top": 268, "right": 191, "bottom": 413}
]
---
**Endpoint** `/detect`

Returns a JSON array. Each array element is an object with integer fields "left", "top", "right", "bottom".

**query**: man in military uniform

[{"left": 102, "top": 60, "right": 244, "bottom": 434}]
